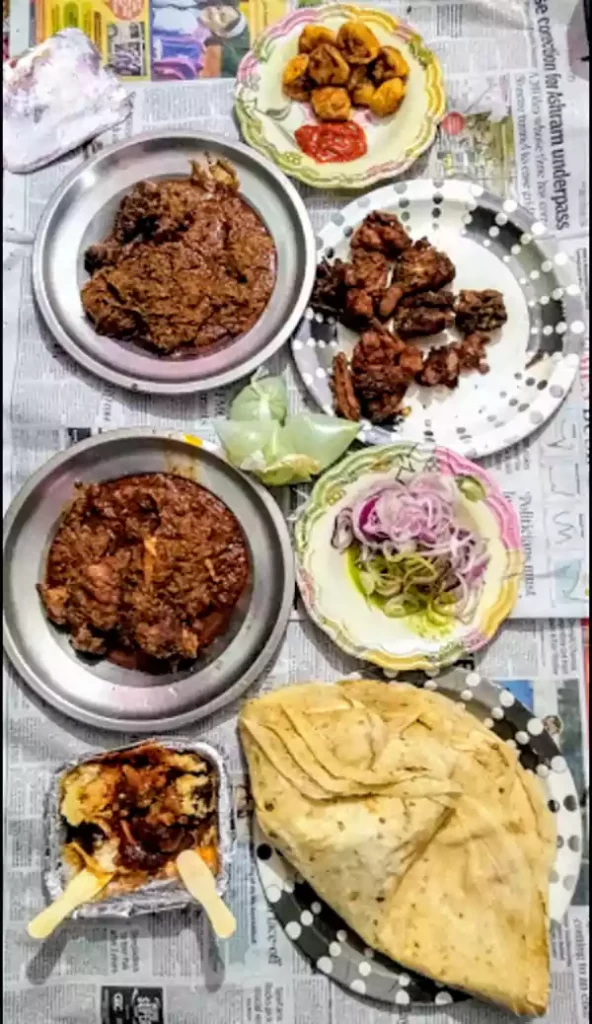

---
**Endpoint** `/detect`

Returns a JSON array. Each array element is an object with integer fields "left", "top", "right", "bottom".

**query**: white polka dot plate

[
  {"left": 254, "top": 670, "right": 583, "bottom": 1006},
  {"left": 292, "top": 178, "right": 585, "bottom": 459}
]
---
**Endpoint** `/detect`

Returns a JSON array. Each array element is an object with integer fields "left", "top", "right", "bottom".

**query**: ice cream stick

[
  {"left": 176, "top": 849, "right": 236, "bottom": 939},
  {"left": 27, "top": 869, "right": 111, "bottom": 940}
]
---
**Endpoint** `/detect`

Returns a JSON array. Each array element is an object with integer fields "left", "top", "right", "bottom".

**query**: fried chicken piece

[
  {"left": 332, "top": 352, "right": 361, "bottom": 421},
  {"left": 311, "top": 85, "right": 352, "bottom": 121},
  {"left": 418, "top": 345, "right": 461, "bottom": 389},
  {"left": 371, "top": 46, "right": 410, "bottom": 83},
  {"left": 368, "top": 77, "right": 406, "bottom": 117},
  {"left": 398, "top": 345, "right": 424, "bottom": 376},
  {"left": 336, "top": 21, "right": 380, "bottom": 64},
  {"left": 455, "top": 289, "right": 508, "bottom": 334},
  {"left": 308, "top": 44, "right": 351, "bottom": 86},
  {"left": 393, "top": 290, "right": 456, "bottom": 338},
  {"left": 351, "top": 210, "right": 411, "bottom": 257},
  {"left": 298, "top": 25, "right": 337, "bottom": 53},
  {"left": 380, "top": 239, "right": 456, "bottom": 318},
  {"left": 282, "top": 54, "right": 311, "bottom": 101}
]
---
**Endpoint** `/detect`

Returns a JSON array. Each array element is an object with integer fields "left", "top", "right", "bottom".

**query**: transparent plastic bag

[
  {"left": 3, "top": 29, "right": 132, "bottom": 173},
  {"left": 216, "top": 413, "right": 359, "bottom": 485},
  {"left": 229, "top": 373, "right": 288, "bottom": 424}
]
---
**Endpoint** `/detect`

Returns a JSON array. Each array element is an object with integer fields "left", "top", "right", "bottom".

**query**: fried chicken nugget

[
  {"left": 372, "top": 46, "right": 410, "bottom": 83},
  {"left": 368, "top": 77, "right": 406, "bottom": 117},
  {"left": 298, "top": 25, "right": 337, "bottom": 53},
  {"left": 348, "top": 66, "right": 376, "bottom": 107},
  {"left": 311, "top": 86, "right": 352, "bottom": 121},
  {"left": 336, "top": 21, "right": 380, "bottom": 65},
  {"left": 308, "top": 43, "right": 351, "bottom": 86},
  {"left": 282, "top": 54, "right": 311, "bottom": 101}
]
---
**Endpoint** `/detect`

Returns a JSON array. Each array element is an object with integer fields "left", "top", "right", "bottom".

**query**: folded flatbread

[{"left": 239, "top": 680, "right": 555, "bottom": 1016}]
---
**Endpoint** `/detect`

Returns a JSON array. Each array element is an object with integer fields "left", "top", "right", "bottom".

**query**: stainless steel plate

[
  {"left": 3, "top": 429, "right": 295, "bottom": 731},
  {"left": 33, "top": 131, "right": 316, "bottom": 394}
]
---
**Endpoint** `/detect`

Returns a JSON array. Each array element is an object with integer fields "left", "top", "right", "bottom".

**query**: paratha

[{"left": 239, "top": 680, "right": 555, "bottom": 1015}]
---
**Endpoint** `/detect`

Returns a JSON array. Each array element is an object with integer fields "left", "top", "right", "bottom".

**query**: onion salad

[{"left": 331, "top": 472, "right": 490, "bottom": 626}]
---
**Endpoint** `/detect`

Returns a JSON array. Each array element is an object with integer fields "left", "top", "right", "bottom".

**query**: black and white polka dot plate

[
  {"left": 254, "top": 670, "right": 583, "bottom": 1007},
  {"left": 292, "top": 179, "right": 585, "bottom": 459}
]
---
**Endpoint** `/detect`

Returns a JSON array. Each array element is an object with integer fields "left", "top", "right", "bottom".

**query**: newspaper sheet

[{"left": 3, "top": 1, "right": 590, "bottom": 1022}]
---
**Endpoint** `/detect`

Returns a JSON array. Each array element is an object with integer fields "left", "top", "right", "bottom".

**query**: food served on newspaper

[
  {"left": 81, "top": 157, "right": 276, "bottom": 356},
  {"left": 37, "top": 473, "right": 250, "bottom": 670},
  {"left": 309, "top": 210, "right": 507, "bottom": 425},
  {"left": 331, "top": 470, "right": 489, "bottom": 627},
  {"left": 240, "top": 679, "right": 555, "bottom": 1016},
  {"left": 28, "top": 743, "right": 221, "bottom": 938}
]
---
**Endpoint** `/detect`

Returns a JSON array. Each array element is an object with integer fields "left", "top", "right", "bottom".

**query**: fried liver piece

[
  {"left": 455, "top": 289, "right": 508, "bottom": 334},
  {"left": 379, "top": 238, "right": 457, "bottom": 318},
  {"left": 393, "top": 290, "right": 456, "bottom": 338},
  {"left": 331, "top": 352, "right": 361, "bottom": 421},
  {"left": 351, "top": 210, "right": 411, "bottom": 257}
]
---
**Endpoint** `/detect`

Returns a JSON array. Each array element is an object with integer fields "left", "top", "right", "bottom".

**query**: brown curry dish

[
  {"left": 81, "top": 157, "right": 276, "bottom": 357},
  {"left": 38, "top": 473, "right": 250, "bottom": 670},
  {"left": 60, "top": 742, "right": 219, "bottom": 895}
]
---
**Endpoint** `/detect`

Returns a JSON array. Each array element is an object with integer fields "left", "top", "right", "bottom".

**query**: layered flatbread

[{"left": 240, "top": 680, "right": 555, "bottom": 1016}]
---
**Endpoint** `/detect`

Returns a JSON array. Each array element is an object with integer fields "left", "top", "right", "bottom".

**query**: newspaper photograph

[{"left": 2, "top": 0, "right": 589, "bottom": 1022}]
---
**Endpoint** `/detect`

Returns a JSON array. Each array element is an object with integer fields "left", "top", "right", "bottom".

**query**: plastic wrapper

[
  {"left": 216, "top": 412, "right": 360, "bottom": 485},
  {"left": 43, "top": 739, "right": 234, "bottom": 920},
  {"left": 3, "top": 28, "right": 132, "bottom": 174},
  {"left": 230, "top": 373, "right": 287, "bottom": 423}
]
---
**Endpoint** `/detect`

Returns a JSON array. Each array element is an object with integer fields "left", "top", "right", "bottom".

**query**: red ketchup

[{"left": 294, "top": 121, "right": 368, "bottom": 163}]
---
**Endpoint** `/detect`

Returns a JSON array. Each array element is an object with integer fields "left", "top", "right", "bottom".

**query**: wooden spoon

[
  {"left": 27, "top": 869, "right": 112, "bottom": 940},
  {"left": 176, "top": 849, "right": 236, "bottom": 939}
]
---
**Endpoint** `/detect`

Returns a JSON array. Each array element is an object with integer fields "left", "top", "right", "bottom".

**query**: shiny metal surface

[
  {"left": 3, "top": 429, "right": 295, "bottom": 731},
  {"left": 32, "top": 131, "right": 316, "bottom": 394}
]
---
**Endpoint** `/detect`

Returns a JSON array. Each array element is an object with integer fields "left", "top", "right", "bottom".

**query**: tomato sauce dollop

[{"left": 294, "top": 121, "right": 368, "bottom": 164}]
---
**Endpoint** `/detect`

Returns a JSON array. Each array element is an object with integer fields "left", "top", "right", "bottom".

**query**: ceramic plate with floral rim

[
  {"left": 295, "top": 443, "right": 523, "bottom": 673},
  {"left": 234, "top": 4, "right": 445, "bottom": 190}
]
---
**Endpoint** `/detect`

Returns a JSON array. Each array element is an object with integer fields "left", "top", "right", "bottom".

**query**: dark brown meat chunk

[
  {"left": 365, "top": 388, "right": 408, "bottom": 423},
  {"left": 455, "top": 289, "right": 508, "bottom": 334},
  {"left": 418, "top": 345, "right": 461, "bottom": 389},
  {"left": 394, "top": 290, "right": 456, "bottom": 338},
  {"left": 81, "top": 160, "right": 276, "bottom": 357},
  {"left": 351, "top": 211, "right": 411, "bottom": 256},
  {"left": 310, "top": 258, "right": 349, "bottom": 316},
  {"left": 344, "top": 287, "right": 375, "bottom": 326},
  {"left": 345, "top": 249, "right": 390, "bottom": 295},
  {"left": 455, "top": 331, "right": 491, "bottom": 374},
  {"left": 38, "top": 474, "right": 250, "bottom": 668},
  {"left": 331, "top": 352, "right": 361, "bottom": 421},
  {"left": 383, "top": 238, "right": 456, "bottom": 315}
]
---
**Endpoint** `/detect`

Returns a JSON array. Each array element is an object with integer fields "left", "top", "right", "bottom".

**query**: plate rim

[
  {"left": 2, "top": 428, "right": 295, "bottom": 732},
  {"left": 32, "top": 129, "right": 317, "bottom": 395},
  {"left": 234, "top": 2, "right": 446, "bottom": 190},
  {"left": 251, "top": 670, "right": 583, "bottom": 1007},
  {"left": 294, "top": 441, "right": 523, "bottom": 672},
  {"left": 291, "top": 176, "right": 585, "bottom": 459}
]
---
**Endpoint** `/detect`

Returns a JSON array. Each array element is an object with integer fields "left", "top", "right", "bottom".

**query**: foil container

[{"left": 43, "top": 738, "right": 235, "bottom": 921}]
